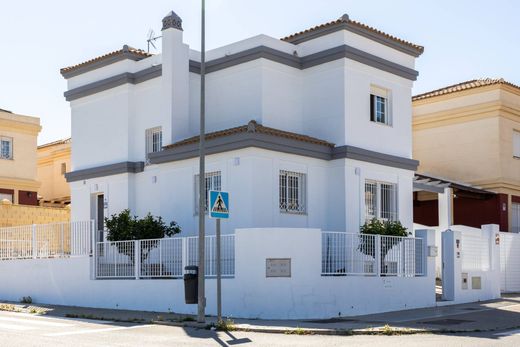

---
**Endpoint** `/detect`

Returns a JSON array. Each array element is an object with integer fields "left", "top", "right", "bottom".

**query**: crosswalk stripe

[
  {"left": 0, "top": 322, "right": 37, "bottom": 331},
  {"left": 45, "top": 324, "right": 153, "bottom": 337},
  {"left": 0, "top": 316, "right": 74, "bottom": 327}
]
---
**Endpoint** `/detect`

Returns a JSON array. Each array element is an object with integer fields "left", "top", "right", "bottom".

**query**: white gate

[{"left": 500, "top": 232, "right": 520, "bottom": 292}]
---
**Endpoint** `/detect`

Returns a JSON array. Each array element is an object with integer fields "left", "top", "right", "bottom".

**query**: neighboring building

[
  {"left": 413, "top": 78, "right": 520, "bottom": 232},
  {"left": 37, "top": 138, "right": 71, "bottom": 207},
  {"left": 62, "top": 12, "right": 423, "bottom": 238},
  {"left": 0, "top": 108, "right": 41, "bottom": 205}
]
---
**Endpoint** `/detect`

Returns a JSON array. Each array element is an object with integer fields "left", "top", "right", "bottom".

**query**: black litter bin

[{"left": 184, "top": 266, "right": 198, "bottom": 304}]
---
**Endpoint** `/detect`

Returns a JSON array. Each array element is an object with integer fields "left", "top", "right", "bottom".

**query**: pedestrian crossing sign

[{"left": 209, "top": 190, "right": 229, "bottom": 219}]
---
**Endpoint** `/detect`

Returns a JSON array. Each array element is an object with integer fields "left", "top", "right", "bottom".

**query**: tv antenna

[{"left": 146, "top": 29, "right": 162, "bottom": 52}]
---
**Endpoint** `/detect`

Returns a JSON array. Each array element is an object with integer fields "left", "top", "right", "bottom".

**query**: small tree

[
  {"left": 359, "top": 219, "right": 409, "bottom": 274},
  {"left": 105, "top": 209, "right": 181, "bottom": 263}
]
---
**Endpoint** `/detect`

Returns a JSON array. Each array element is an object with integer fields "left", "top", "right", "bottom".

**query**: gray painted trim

[
  {"left": 61, "top": 50, "right": 150, "bottom": 79},
  {"left": 284, "top": 21, "right": 423, "bottom": 58},
  {"left": 149, "top": 133, "right": 418, "bottom": 171},
  {"left": 66, "top": 43, "right": 418, "bottom": 101},
  {"left": 333, "top": 145, "right": 419, "bottom": 171},
  {"left": 413, "top": 182, "right": 445, "bottom": 194},
  {"left": 65, "top": 161, "right": 144, "bottom": 182},
  {"left": 64, "top": 65, "right": 162, "bottom": 101}
]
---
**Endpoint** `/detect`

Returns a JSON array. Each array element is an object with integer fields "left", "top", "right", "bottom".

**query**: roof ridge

[
  {"left": 37, "top": 137, "right": 72, "bottom": 149},
  {"left": 413, "top": 78, "right": 520, "bottom": 101},
  {"left": 281, "top": 14, "right": 423, "bottom": 55}
]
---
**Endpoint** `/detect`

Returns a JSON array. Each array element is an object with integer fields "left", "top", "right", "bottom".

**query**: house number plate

[{"left": 266, "top": 258, "right": 291, "bottom": 277}]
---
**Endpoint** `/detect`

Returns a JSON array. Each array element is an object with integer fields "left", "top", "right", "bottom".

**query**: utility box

[{"left": 184, "top": 266, "right": 198, "bottom": 304}]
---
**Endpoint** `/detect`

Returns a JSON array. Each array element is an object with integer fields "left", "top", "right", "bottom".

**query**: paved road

[{"left": 1, "top": 311, "right": 520, "bottom": 346}]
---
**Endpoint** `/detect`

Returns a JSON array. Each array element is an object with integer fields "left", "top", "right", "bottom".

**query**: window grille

[
  {"left": 279, "top": 170, "right": 306, "bottom": 214},
  {"left": 145, "top": 127, "right": 162, "bottom": 163},
  {"left": 0, "top": 137, "right": 12, "bottom": 160},
  {"left": 365, "top": 180, "right": 397, "bottom": 221},
  {"left": 194, "top": 171, "right": 221, "bottom": 214}
]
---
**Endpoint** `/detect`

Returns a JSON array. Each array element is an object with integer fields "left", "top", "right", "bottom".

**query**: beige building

[
  {"left": 413, "top": 78, "right": 520, "bottom": 232},
  {"left": 0, "top": 108, "right": 41, "bottom": 205},
  {"left": 37, "top": 138, "right": 71, "bottom": 206}
]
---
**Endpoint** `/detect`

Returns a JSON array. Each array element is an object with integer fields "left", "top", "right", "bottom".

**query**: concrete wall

[
  {"left": 0, "top": 200, "right": 70, "bottom": 227},
  {"left": 0, "top": 227, "right": 435, "bottom": 319}
]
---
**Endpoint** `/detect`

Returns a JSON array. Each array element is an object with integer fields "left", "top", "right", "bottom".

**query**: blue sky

[{"left": 1, "top": 0, "right": 518, "bottom": 144}]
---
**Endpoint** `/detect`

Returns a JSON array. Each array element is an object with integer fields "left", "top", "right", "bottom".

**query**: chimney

[{"left": 161, "top": 11, "right": 190, "bottom": 144}]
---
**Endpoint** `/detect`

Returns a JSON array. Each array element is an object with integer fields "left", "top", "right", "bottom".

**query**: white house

[{"left": 62, "top": 11, "right": 423, "bottom": 238}]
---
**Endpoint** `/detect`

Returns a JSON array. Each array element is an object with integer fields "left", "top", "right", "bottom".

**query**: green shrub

[{"left": 105, "top": 209, "right": 181, "bottom": 262}]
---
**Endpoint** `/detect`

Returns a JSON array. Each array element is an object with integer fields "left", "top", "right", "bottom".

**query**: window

[
  {"left": 145, "top": 127, "right": 162, "bottom": 162},
  {"left": 194, "top": 171, "right": 221, "bottom": 214},
  {"left": 0, "top": 137, "right": 12, "bottom": 160},
  {"left": 279, "top": 170, "right": 306, "bottom": 214},
  {"left": 370, "top": 86, "right": 390, "bottom": 125},
  {"left": 0, "top": 193, "right": 12, "bottom": 202},
  {"left": 512, "top": 202, "right": 520, "bottom": 233},
  {"left": 513, "top": 131, "right": 520, "bottom": 158},
  {"left": 365, "top": 180, "right": 397, "bottom": 221},
  {"left": 61, "top": 163, "right": 67, "bottom": 175}
]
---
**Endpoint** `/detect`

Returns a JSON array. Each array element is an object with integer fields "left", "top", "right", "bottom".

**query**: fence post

[
  {"left": 61, "top": 223, "right": 65, "bottom": 257},
  {"left": 90, "top": 220, "right": 96, "bottom": 256},
  {"left": 32, "top": 224, "right": 37, "bottom": 259},
  {"left": 182, "top": 237, "right": 187, "bottom": 275},
  {"left": 135, "top": 240, "right": 141, "bottom": 280},
  {"left": 375, "top": 235, "right": 381, "bottom": 276}
]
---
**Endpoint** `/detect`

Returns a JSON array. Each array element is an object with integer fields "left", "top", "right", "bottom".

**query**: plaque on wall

[{"left": 266, "top": 258, "right": 291, "bottom": 277}]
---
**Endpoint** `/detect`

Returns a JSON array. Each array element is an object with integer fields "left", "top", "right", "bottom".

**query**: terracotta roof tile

[
  {"left": 412, "top": 78, "right": 520, "bottom": 101},
  {"left": 38, "top": 137, "right": 71, "bottom": 149},
  {"left": 281, "top": 14, "right": 424, "bottom": 55},
  {"left": 60, "top": 45, "right": 152, "bottom": 75},
  {"left": 164, "top": 120, "right": 334, "bottom": 150}
]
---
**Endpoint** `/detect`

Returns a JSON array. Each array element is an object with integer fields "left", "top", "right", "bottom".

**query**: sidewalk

[{"left": 2, "top": 295, "right": 520, "bottom": 335}]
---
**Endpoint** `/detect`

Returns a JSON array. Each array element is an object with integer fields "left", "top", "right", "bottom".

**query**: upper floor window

[
  {"left": 145, "top": 127, "right": 162, "bottom": 163},
  {"left": 514, "top": 130, "right": 520, "bottom": 158},
  {"left": 365, "top": 180, "right": 397, "bottom": 221},
  {"left": 0, "top": 137, "right": 12, "bottom": 160},
  {"left": 370, "top": 86, "right": 391, "bottom": 126},
  {"left": 279, "top": 170, "right": 307, "bottom": 214},
  {"left": 194, "top": 171, "right": 221, "bottom": 214}
]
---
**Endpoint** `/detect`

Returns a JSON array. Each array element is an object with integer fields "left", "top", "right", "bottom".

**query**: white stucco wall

[{"left": 0, "top": 228, "right": 435, "bottom": 319}]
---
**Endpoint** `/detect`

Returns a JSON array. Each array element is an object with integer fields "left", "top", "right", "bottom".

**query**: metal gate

[{"left": 500, "top": 232, "right": 520, "bottom": 292}]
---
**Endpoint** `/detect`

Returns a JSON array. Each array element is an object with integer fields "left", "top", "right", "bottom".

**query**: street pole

[
  {"left": 216, "top": 218, "right": 222, "bottom": 323},
  {"left": 197, "top": 0, "right": 206, "bottom": 324}
]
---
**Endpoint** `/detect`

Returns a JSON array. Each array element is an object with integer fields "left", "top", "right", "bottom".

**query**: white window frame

[
  {"left": 279, "top": 170, "right": 307, "bottom": 214},
  {"left": 365, "top": 180, "right": 398, "bottom": 221},
  {"left": 194, "top": 171, "right": 221, "bottom": 214},
  {"left": 513, "top": 130, "right": 520, "bottom": 159},
  {"left": 0, "top": 136, "right": 13, "bottom": 160},
  {"left": 370, "top": 86, "right": 391, "bottom": 126},
  {"left": 145, "top": 127, "right": 162, "bottom": 163}
]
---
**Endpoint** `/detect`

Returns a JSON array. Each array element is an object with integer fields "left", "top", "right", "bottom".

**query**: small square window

[{"left": 0, "top": 137, "right": 13, "bottom": 160}]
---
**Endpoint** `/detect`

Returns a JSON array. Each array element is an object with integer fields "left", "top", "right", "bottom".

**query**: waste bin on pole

[{"left": 184, "top": 266, "right": 198, "bottom": 304}]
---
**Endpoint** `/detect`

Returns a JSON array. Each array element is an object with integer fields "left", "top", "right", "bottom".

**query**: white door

[{"left": 512, "top": 203, "right": 520, "bottom": 233}]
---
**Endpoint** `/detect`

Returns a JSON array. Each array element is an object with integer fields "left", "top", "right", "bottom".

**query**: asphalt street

[{"left": 0, "top": 310, "right": 520, "bottom": 347}]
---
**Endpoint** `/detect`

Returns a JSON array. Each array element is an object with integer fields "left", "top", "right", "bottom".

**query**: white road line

[
  {"left": 0, "top": 322, "right": 37, "bottom": 331},
  {"left": 0, "top": 316, "right": 74, "bottom": 327},
  {"left": 44, "top": 324, "right": 154, "bottom": 337},
  {"left": 495, "top": 329, "right": 520, "bottom": 336}
]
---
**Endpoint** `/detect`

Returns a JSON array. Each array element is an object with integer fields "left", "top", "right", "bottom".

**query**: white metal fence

[
  {"left": 321, "top": 232, "right": 424, "bottom": 277},
  {"left": 95, "top": 234, "right": 235, "bottom": 279},
  {"left": 0, "top": 221, "right": 93, "bottom": 260}
]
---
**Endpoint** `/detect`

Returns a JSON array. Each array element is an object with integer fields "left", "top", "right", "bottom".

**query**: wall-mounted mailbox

[
  {"left": 266, "top": 258, "right": 291, "bottom": 278},
  {"left": 461, "top": 272, "right": 468, "bottom": 290},
  {"left": 428, "top": 246, "right": 438, "bottom": 257}
]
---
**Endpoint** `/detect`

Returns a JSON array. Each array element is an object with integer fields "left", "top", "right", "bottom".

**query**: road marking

[
  {"left": 0, "top": 316, "right": 74, "bottom": 327},
  {"left": 0, "top": 322, "right": 37, "bottom": 331},
  {"left": 495, "top": 329, "right": 520, "bottom": 336},
  {"left": 45, "top": 324, "right": 154, "bottom": 337}
]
